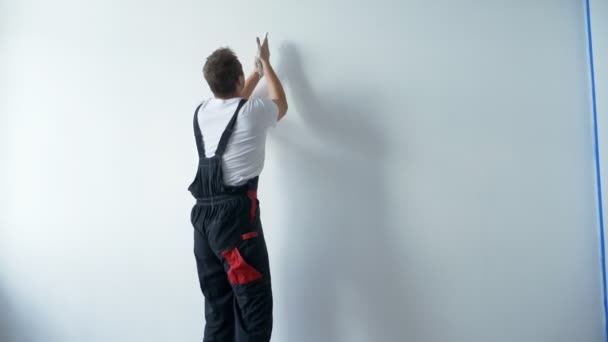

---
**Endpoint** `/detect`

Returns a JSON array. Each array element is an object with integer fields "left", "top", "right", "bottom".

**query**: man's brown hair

[{"left": 203, "top": 48, "right": 244, "bottom": 97}]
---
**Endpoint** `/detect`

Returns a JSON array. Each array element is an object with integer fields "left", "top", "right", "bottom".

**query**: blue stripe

[{"left": 585, "top": 0, "right": 608, "bottom": 340}]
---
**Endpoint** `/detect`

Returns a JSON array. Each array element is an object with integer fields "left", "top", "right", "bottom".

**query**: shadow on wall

[
  {"left": 270, "top": 43, "right": 425, "bottom": 342},
  {"left": 0, "top": 275, "right": 61, "bottom": 342},
  {"left": 0, "top": 283, "right": 38, "bottom": 342}
]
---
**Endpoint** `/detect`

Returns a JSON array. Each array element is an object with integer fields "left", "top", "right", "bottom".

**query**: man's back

[{"left": 197, "top": 97, "right": 278, "bottom": 186}]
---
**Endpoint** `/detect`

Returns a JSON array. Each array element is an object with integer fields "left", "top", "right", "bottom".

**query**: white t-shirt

[{"left": 197, "top": 97, "right": 279, "bottom": 186}]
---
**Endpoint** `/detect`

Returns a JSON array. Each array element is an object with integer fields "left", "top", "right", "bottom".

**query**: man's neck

[{"left": 214, "top": 94, "right": 241, "bottom": 100}]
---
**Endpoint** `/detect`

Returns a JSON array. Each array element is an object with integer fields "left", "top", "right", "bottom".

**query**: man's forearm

[
  {"left": 262, "top": 60, "right": 288, "bottom": 119},
  {"left": 241, "top": 72, "right": 261, "bottom": 99}
]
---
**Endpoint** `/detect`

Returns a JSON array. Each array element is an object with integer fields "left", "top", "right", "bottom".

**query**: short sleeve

[{"left": 247, "top": 97, "right": 279, "bottom": 128}]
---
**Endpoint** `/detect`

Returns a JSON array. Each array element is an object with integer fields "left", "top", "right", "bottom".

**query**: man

[{"left": 188, "top": 34, "right": 287, "bottom": 342}]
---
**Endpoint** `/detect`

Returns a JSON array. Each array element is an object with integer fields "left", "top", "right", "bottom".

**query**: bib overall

[{"left": 189, "top": 99, "right": 273, "bottom": 342}]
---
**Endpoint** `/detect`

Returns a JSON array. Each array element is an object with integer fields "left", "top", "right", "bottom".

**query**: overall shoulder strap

[
  {"left": 193, "top": 102, "right": 205, "bottom": 158},
  {"left": 215, "top": 99, "right": 248, "bottom": 157}
]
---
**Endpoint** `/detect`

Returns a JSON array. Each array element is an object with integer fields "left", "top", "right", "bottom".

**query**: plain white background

[{"left": 0, "top": 1, "right": 605, "bottom": 341}]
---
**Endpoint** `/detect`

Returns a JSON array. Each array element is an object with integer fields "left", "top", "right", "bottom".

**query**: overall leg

[
  {"left": 194, "top": 224, "right": 235, "bottom": 342},
  {"left": 232, "top": 231, "right": 273, "bottom": 342},
  {"left": 221, "top": 219, "right": 273, "bottom": 342},
  {"left": 204, "top": 198, "right": 273, "bottom": 342}
]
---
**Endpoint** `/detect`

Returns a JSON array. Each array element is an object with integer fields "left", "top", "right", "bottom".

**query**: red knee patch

[{"left": 222, "top": 247, "right": 262, "bottom": 285}]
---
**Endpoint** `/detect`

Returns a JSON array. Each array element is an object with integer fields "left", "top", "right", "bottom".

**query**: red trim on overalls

[
  {"left": 242, "top": 232, "right": 259, "bottom": 240},
  {"left": 248, "top": 190, "right": 257, "bottom": 222},
  {"left": 221, "top": 248, "right": 263, "bottom": 285}
]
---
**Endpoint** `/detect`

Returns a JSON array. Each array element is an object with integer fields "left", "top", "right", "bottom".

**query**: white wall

[{"left": 0, "top": 1, "right": 604, "bottom": 341}]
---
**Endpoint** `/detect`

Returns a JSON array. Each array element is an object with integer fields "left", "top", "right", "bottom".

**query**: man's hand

[
  {"left": 255, "top": 33, "right": 270, "bottom": 77},
  {"left": 257, "top": 33, "right": 270, "bottom": 62}
]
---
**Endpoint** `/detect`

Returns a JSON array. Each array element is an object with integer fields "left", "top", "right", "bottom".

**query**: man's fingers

[{"left": 256, "top": 37, "right": 261, "bottom": 49}]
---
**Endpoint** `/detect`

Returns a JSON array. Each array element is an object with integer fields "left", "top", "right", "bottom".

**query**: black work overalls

[{"left": 188, "top": 99, "right": 273, "bottom": 342}]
